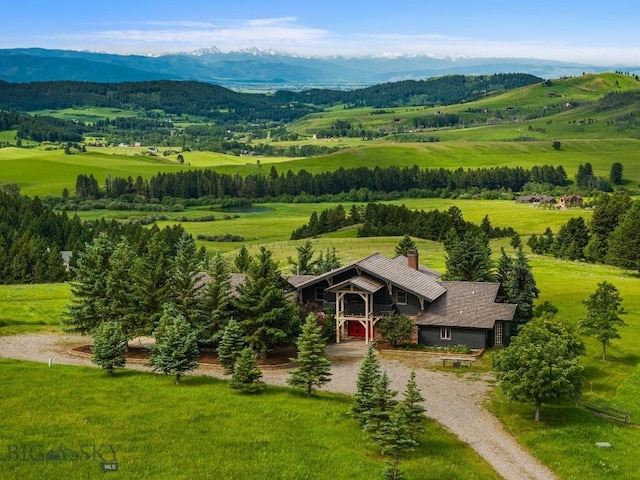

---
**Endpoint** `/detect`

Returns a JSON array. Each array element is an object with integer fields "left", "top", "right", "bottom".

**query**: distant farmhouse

[
  {"left": 558, "top": 194, "right": 583, "bottom": 209},
  {"left": 287, "top": 252, "right": 516, "bottom": 350},
  {"left": 515, "top": 194, "right": 583, "bottom": 209}
]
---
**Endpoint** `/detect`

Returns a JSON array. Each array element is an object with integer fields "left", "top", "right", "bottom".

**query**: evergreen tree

[
  {"left": 44, "top": 245, "right": 67, "bottom": 282},
  {"left": 64, "top": 233, "right": 114, "bottom": 334},
  {"left": 493, "top": 317, "right": 584, "bottom": 421},
  {"left": 217, "top": 319, "right": 245, "bottom": 375},
  {"left": 394, "top": 234, "right": 417, "bottom": 257},
  {"left": 105, "top": 238, "right": 140, "bottom": 338},
  {"left": 148, "top": 304, "right": 200, "bottom": 384},
  {"left": 607, "top": 201, "right": 640, "bottom": 272},
  {"left": 586, "top": 193, "right": 632, "bottom": 263},
  {"left": 609, "top": 162, "right": 623, "bottom": 184},
  {"left": 504, "top": 247, "right": 539, "bottom": 324},
  {"left": 233, "top": 246, "right": 300, "bottom": 359},
  {"left": 509, "top": 233, "right": 522, "bottom": 250},
  {"left": 374, "top": 403, "right": 418, "bottom": 480},
  {"left": 550, "top": 217, "right": 589, "bottom": 260},
  {"left": 234, "top": 245, "right": 253, "bottom": 273},
  {"left": 352, "top": 345, "right": 382, "bottom": 424},
  {"left": 169, "top": 232, "right": 205, "bottom": 328},
  {"left": 363, "top": 371, "right": 398, "bottom": 441},
  {"left": 579, "top": 281, "right": 627, "bottom": 360},
  {"left": 91, "top": 320, "right": 127, "bottom": 375},
  {"left": 230, "top": 347, "right": 266, "bottom": 393},
  {"left": 313, "top": 247, "right": 341, "bottom": 274},
  {"left": 287, "top": 314, "right": 332, "bottom": 397},
  {"left": 288, "top": 239, "right": 316, "bottom": 275},
  {"left": 443, "top": 231, "right": 493, "bottom": 282},
  {"left": 401, "top": 370, "right": 426, "bottom": 440},
  {"left": 132, "top": 230, "right": 172, "bottom": 336},
  {"left": 495, "top": 247, "right": 513, "bottom": 285},
  {"left": 200, "top": 252, "right": 232, "bottom": 344}
]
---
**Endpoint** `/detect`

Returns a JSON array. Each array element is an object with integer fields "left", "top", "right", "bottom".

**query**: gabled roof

[
  {"left": 327, "top": 275, "right": 384, "bottom": 294},
  {"left": 195, "top": 272, "right": 246, "bottom": 297},
  {"left": 287, "top": 253, "right": 446, "bottom": 302},
  {"left": 415, "top": 281, "right": 516, "bottom": 329}
]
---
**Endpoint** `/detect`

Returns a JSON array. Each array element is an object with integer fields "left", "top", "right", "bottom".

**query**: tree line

[
  {"left": 0, "top": 75, "right": 541, "bottom": 119},
  {"left": 0, "top": 188, "right": 186, "bottom": 284},
  {"left": 0, "top": 111, "right": 84, "bottom": 142},
  {"left": 78, "top": 163, "right": 567, "bottom": 203},
  {"left": 528, "top": 193, "right": 640, "bottom": 272}
]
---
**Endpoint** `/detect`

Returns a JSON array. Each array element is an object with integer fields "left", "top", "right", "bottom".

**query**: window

[
  {"left": 396, "top": 289, "right": 408, "bottom": 305},
  {"left": 315, "top": 287, "right": 325, "bottom": 302},
  {"left": 440, "top": 327, "right": 452, "bottom": 340}
]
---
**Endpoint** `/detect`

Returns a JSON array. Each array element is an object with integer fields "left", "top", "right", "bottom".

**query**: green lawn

[
  {"left": 0, "top": 359, "right": 500, "bottom": 480},
  {"left": 0, "top": 283, "right": 70, "bottom": 335}
]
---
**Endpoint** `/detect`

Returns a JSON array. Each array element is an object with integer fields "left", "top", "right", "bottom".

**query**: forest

[
  {"left": 0, "top": 189, "right": 187, "bottom": 284},
  {"left": 73, "top": 163, "right": 568, "bottom": 203}
]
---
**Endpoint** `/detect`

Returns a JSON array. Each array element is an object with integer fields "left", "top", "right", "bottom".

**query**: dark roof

[
  {"left": 415, "top": 281, "right": 516, "bottom": 329},
  {"left": 195, "top": 272, "right": 246, "bottom": 297},
  {"left": 288, "top": 253, "right": 446, "bottom": 302},
  {"left": 515, "top": 194, "right": 555, "bottom": 203},
  {"left": 287, "top": 275, "right": 318, "bottom": 288},
  {"left": 327, "top": 275, "right": 384, "bottom": 294}
]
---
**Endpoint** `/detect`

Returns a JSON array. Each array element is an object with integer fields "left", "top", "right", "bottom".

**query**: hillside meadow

[{"left": 0, "top": 359, "right": 501, "bottom": 480}]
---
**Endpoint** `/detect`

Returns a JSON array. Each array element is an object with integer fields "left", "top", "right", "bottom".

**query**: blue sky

[{"left": 2, "top": 1, "right": 639, "bottom": 65}]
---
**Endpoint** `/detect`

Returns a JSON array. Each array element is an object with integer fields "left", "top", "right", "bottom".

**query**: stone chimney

[{"left": 407, "top": 249, "right": 418, "bottom": 270}]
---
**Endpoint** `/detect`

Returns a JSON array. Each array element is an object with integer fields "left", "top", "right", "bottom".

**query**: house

[
  {"left": 515, "top": 194, "right": 555, "bottom": 206},
  {"left": 287, "top": 251, "right": 516, "bottom": 349},
  {"left": 558, "top": 194, "right": 583, "bottom": 209}
]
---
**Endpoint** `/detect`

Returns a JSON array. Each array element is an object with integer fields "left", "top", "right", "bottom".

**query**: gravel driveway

[{"left": 0, "top": 334, "right": 557, "bottom": 480}]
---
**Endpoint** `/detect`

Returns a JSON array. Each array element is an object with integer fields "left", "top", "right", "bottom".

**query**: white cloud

[{"left": 42, "top": 17, "right": 640, "bottom": 65}]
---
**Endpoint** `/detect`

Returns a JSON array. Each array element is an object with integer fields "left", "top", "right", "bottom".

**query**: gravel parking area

[{"left": 0, "top": 334, "right": 557, "bottom": 480}]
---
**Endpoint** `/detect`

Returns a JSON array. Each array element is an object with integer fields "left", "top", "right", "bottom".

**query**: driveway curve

[{"left": 0, "top": 334, "right": 557, "bottom": 480}]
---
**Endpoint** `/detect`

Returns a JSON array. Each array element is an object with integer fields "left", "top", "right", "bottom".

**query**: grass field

[
  {"left": 0, "top": 358, "right": 501, "bottom": 480},
  {"left": 2, "top": 228, "right": 640, "bottom": 479},
  {"left": 0, "top": 283, "right": 70, "bottom": 336}
]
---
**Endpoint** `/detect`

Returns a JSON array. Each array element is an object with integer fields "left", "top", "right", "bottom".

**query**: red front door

[{"left": 348, "top": 321, "right": 366, "bottom": 337}]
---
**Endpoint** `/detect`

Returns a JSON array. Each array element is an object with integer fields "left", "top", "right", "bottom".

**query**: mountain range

[{"left": 1, "top": 47, "right": 638, "bottom": 90}]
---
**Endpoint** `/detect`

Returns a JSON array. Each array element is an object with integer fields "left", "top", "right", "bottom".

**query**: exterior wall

[
  {"left": 418, "top": 326, "right": 490, "bottom": 349},
  {"left": 298, "top": 271, "right": 426, "bottom": 317}
]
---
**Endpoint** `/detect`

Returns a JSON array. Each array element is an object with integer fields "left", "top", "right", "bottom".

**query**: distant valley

[{"left": 1, "top": 47, "right": 639, "bottom": 90}]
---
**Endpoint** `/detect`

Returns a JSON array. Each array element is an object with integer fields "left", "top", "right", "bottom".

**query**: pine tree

[
  {"left": 287, "top": 314, "right": 332, "bottom": 397},
  {"left": 105, "top": 238, "right": 140, "bottom": 338},
  {"left": 233, "top": 246, "right": 300, "bottom": 359},
  {"left": 509, "top": 233, "right": 522, "bottom": 251},
  {"left": 132, "top": 230, "right": 172, "bottom": 336},
  {"left": 200, "top": 252, "right": 232, "bottom": 344},
  {"left": 148, "top": 304, "right": 200, "bottom": 384},
  {"left": 363, "top": 371, "right": 398, "bottom": 437},
  {"left": 504, "top": 247, "right": 540, "bottom": 324},
  {"left": 375, "top": 403, "right": 418, "bottom": 480},
  {"left": 230, "top": 347, "right": 265, "bottom": 393},
  {"left": 64, "top": 233, "right": 114, "bottom": 334},
  {"left": 217, "top": 319, "right": 245, "bottom": 375},
  {"left": 495, "top": 247, "right": 513, "bottom": 285},
  {"left": 91, "top": 320, "right": 127, "bottom": 375},
  {"left": 394, "top": 234, "right": 417, "bottom": 257},
  {"left": 607, "top": 201, "right": 640, "bottom": 272},
  {"left": 169, "top": 232, "right": 206, "bottom": 331},
  {"left": 401, "top": 370, "right": 426, "bottom": 440},
  {"left": 443, "top": 231, "right": 494, "bottom": 282},
  {"left": 234, "top": 245, "right": 253, "bottom": 273},
  {"left": 352, "top": 345, "right": 382, "bottom": 424},
  {"left": 288, "top": 239, "right": 316, "bottom": 275},
  {"left": 313, "top": 247, "right": 341, "bottom": 274}
]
